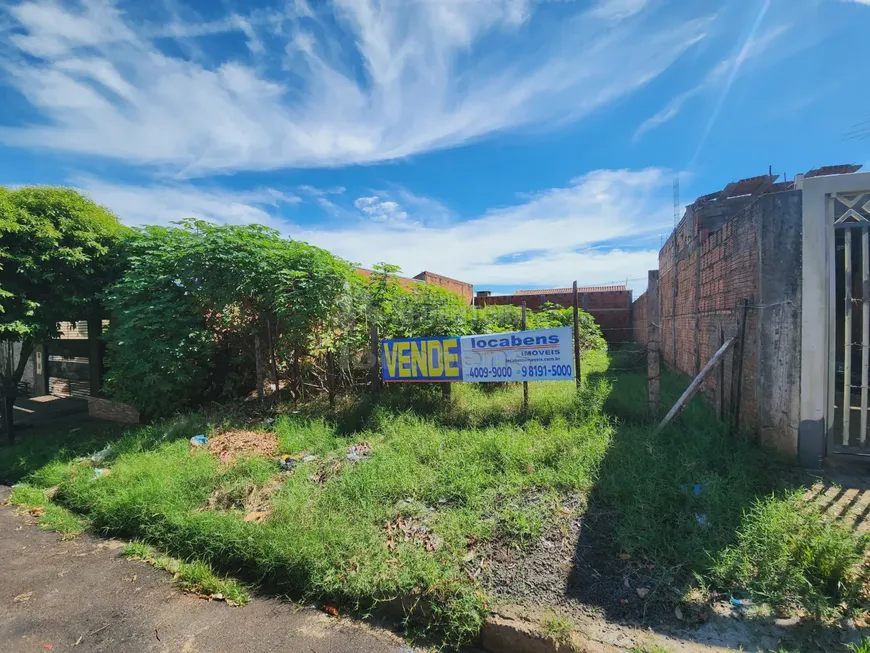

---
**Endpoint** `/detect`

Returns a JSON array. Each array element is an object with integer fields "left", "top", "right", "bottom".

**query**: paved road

[{"left": 0, "top": 491, "right": 416, "bottom": 653}]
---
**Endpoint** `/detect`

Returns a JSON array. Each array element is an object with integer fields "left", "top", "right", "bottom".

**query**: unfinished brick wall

[
  {"left": 632, "top": 291, "right": 648, "bottom": 344},
  {"left": 636, "top": 190, "right": 803, "bottom": 455},
  {"left": 477, "top": 289, "right": 633, "bottom": 343},
  {"left": 413, "top": 271, "right": 474, "bottom": 304}
]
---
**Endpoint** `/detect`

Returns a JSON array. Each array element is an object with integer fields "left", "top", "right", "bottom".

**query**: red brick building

[
  {"left": 474, "top": 286, "right": 633, "bottom": 343},
  {"left": 356, "top": 268, "right": 473, "bottom": 304}
]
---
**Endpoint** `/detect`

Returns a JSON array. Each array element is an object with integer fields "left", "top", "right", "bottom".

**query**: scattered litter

[
  {"left": 437, "top": 498, "right": 447, "bottom": 504},
  {"left": 384, "top": 517, "right": 442, "bottom": 552},
  {"left": 302, "top": 455, "right": 316, "bottom": 463},
  {"left": 44, "top": 644, "right": 52, "bottom": 650},
  {"left": 28, "top": 506, "right": 45, "bottom": 518},
  {"left": 310, "top": 460, "right": 344, "bottom": 484},
  {"left": 13, "top": 591, "right": 33, "bottom": 603},
  {"left": 346, "top": 441, "right": 372, "bottom": 462},
  {"left": 264, "top": 417, "right": 276, "bottom": 425},
  {"left": 89, "top": 444, "right": 112, "bottom": 462},
  {"left": 616, "top": 553, "right": 631, "bottom": 560},
  {"left": 207, "top": 430, "right": 278, "bottom": 463},
  {"left": 730, "top": 596, "right": 753, "bottom": 607},
  {"left": 189, "top": 435, "right": 208, "bottom": 447},
  {"left": 323, "top": 602, "right": 339, "bottom": 617},
  {"left": 695, "top": 513, "right": 710, "bottom": 527},
  {"left": 210, "top": 593, "right": 224, "bottom": 601},
  {"left": 278, "top": 454, "right": 297, "bottom": 471},
  {"left": 675, "top": 606, "right": 684, "bottom": 620},
  {"left": 636, "top": 588, "right": 650, "bottom": 599},
  {"left": 93, "top": 468, "right": 111, "bottom": 479}
]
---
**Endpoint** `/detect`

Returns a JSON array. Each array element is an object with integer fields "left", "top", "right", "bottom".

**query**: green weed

[
  {"left": 541, "top": 611, "right": 574, "bottom": 649},
  {"left": 8, "top": 483, "right": 87, "bottom": 539},
  {"left": 123, "top": 540, "right": 249, "bottom": 606},
  {"left": 711, "top": 491, "right": 870, "bottom": 619}
]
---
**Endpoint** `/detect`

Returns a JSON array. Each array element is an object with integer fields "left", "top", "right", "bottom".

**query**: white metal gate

[{"left": 831, "top": 190, "right": 870, "bottom": 452}]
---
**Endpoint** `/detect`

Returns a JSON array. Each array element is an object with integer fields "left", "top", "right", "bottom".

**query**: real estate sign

[{"left": 381, "top": 327, "right": 575, "bottom": 383}]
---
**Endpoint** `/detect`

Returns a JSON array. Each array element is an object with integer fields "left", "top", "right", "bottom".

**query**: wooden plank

[
  {"left": 521, "top": 302, "right": 529, "bottom": 411},
  {"left": 845, "top": 228, "right": 853, "bottom": 445},
  {"left": 729, "top": 299, "right": 749, "bottom": 434},
  {"left": 717, "top": 324, "right": 726, "bottom": 420},
  {"left": 647, "top": 270, "right": 660, "bottom": 417},
  {"left": 863, "top": 226, "right": 869, "bottom": 445},
  {"left": 653, "top": 338, "right": 735, "bottom": 436},
  {"left": 573, "top": 281, "right": 581, "bottom": 390}
]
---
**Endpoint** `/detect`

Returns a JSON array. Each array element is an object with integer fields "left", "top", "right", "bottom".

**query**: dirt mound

[{"left": 207, "top": 430, "right": 278, "bottom": 463}]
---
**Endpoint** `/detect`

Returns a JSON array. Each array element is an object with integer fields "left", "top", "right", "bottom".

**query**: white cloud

[
  {"left": 590, "top": 0, "right": 651, "bottom": 21},
  {"left": 0, "top": 0, "right": 710, "bottom": 175},
  {"left": 75, "top": 177, "right": 300, "bottom": 235},
  {"left": 79, "top": 169, "right": 671, "bottom": 295},
  {"left": 634, "top": 23, "right": 790, "bottom": 141},
  {"left": 354, "top": 195, "right": 409, "bottom": 224}
]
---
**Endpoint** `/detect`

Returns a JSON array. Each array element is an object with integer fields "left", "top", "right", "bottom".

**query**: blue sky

[{"left": 0, "top": 0, "right": 868, "bottom": 296}]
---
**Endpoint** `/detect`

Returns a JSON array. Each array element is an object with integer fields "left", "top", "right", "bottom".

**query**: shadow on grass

[
  {"left": 0, "top": 414, "right": 208, "bottom": 486},
  {"left": 562, "top": 365, "right": 866, "bottom": 650}
]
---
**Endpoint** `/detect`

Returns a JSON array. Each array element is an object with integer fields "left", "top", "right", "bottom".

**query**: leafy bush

[{"left": 105, "top": 220, "right": 351, "bottom": 417}]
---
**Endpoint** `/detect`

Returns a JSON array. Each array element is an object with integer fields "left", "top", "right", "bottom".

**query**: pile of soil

[{"left": 207, "top": 430, "right": 278, "bottom": 463}]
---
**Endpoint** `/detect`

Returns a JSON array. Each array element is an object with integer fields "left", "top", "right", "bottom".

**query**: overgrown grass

[
  {"left": 710, "top": 491, "right": 870, "bottom": 618},
  {"left": 2, "top": 348, "right": 868, "bottom": 646},
  {"left": 122, "top": 540, "right": 249, "bottom": 606},
  {"left": 8, "top": 483, "right": 87, "bottom": 539}
]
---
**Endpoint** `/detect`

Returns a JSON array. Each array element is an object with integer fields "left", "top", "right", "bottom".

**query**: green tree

[
  {"left": 0, "top": 187, "right": 127, "bottom": 390},
  {"left": 104, "top": 220, "right": 352, "bottom": 417}
]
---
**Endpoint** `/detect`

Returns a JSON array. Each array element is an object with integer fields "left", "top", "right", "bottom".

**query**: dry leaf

[
  {"left": 14, "top": 592, "right": 33, "bottom": 603},
  {"left": 243, "top": 511, "right": 269, "bottom": 523},
  {"left": 636, "top": 588, "right": 650, "bottom": 599},
  {"left": 324, "top": 602, "right": 339, "bottom": 617},
  {"left": 617, "top": 553, "right": 631, "bottom": 560}
]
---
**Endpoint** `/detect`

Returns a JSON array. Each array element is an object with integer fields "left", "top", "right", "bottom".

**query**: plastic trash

[
  {"left": 680, "top": 482, "right": 707, "bottom": 497},
  {"left": 279, "top": 454, "right": 297, "bottom": 471},
  {"left": 730, "top": 596, "right": 753, "bottom": 607},
  {"left": 346, "top": 451, "right": 360, "bottom": 462},
  {"left": 93, "top": 468, "right": 110, "bottom": 479},
  {"left": 90, "top": 444, "right": 112, "bottom": 462},
  {"left": 695, "top": 513, "right": 710, "bottom": 527},
  {"left": 190, "top": 435, "right": 208, "bottom": 447}
]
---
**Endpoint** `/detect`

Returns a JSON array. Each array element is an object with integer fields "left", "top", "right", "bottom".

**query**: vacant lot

[{"left": 3, "top": 349, "right": 868, "bottom": 648}]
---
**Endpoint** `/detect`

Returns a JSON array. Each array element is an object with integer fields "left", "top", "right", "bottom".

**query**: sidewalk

[{"left": 0, "top": 490, "right": 417, "bottom": 653}]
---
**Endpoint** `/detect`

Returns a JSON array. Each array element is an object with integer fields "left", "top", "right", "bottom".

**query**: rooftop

[{"left": 510, "top": 285, "right": 628, "bottom": 295}]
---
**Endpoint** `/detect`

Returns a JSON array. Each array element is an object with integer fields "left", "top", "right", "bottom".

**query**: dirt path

[{"left": 0, "top": 491, "right": 417, "bottom": 653}]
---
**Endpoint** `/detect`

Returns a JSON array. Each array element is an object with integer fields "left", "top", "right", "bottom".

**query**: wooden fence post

[
  {"left": 729, "top": 299, "right": 749, "bottom": 434},
  {"left": 573, "top": 281, "right": 582, "bottom": 390},
  {"left": 647, "top": 270, "right": 661, "bottom": 417},
  {"left": 521, "top": 302, "right": 529, "bottom": 412},
  {"left": 254, "top": 333, "right": 264, "bottom": 400},
  {"left": 327, "top": 351, "right": 336, "bottom": 407},
  {"left": 370, "top": 324, "right": 381, "bottom": 394}
]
